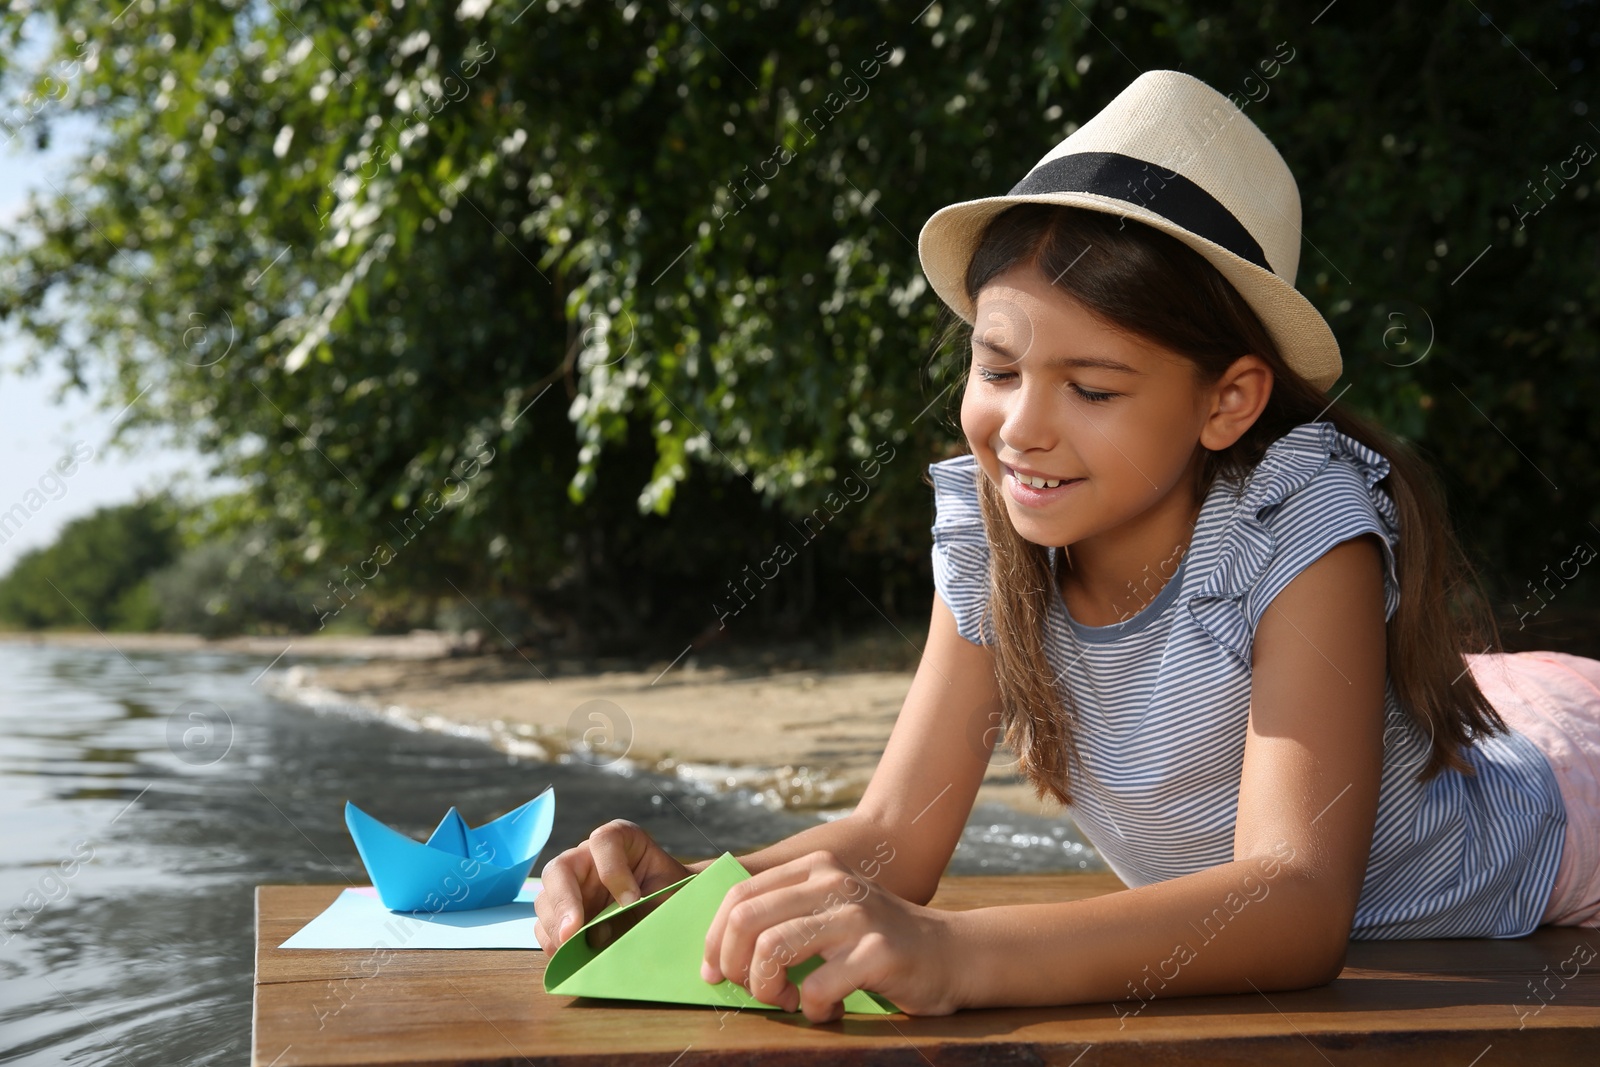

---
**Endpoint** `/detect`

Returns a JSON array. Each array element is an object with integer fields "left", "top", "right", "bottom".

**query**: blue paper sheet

[{"left": 279, "top": 881, "right": 545, "bottom": 950}]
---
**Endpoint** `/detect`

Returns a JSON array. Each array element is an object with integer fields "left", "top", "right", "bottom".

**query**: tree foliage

[
  {"left": 0, "top": 498, "right": 181, "bottom": 630},
  {"left": 0, "top": 0, "right": 1596, "bottom": 650}
]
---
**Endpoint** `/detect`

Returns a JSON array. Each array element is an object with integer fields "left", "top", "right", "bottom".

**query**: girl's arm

[
  {"left": 945, "top": 533, "right": 1388, "bottom": 1010},
  {"left": 686, "top": 589, "right": 1009, "bottom": 907}
]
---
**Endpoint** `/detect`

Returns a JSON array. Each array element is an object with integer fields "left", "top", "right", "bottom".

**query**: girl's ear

[{"left": 1199, "top": 355, "right": 1273, "bottom": 452}]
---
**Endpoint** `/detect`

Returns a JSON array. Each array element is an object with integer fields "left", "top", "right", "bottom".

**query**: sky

[{"left": 0, "top": 107, "right": 205, "bottom": 574}]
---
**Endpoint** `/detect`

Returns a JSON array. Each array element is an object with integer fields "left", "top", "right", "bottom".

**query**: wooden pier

[{"left": 255, "top": 871, "right": 1600, "bottom": 1064}]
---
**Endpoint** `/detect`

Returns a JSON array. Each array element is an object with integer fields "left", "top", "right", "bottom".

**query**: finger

[
  {"left": 745, "top": 910, "right": 861, "bottom": 1014},
  {"left": 716, "top": 879, "right": 852, "bottom": 999},
  {"left": 796, "top": 936, "right": 888, "bottom": 1024},
  {"left": 532, "top": 911, "right": 573, "bottom": 953},
  {"left": 534, "top": 908, "right": 585, "bottom": 953},
  {"left": 534, "top": 847, "right": 592, "bottom": 949},
  {"left": 588, "top": 820, "right": 647, "bottom": 906},
  {"left": 702, "top": 856, "right": 820, "bottom": 984},
  {"left": 635, "top": 840, "right": 691, "bottom": 895}
]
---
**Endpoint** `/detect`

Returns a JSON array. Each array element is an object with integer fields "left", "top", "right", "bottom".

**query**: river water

[{"left": 0, "top": 641, "right": 1100, "bottom": 1065}]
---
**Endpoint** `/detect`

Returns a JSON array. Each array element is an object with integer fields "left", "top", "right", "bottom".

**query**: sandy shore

[{"left": 278, "top": 649, "right": 1064, "bottom": 820}]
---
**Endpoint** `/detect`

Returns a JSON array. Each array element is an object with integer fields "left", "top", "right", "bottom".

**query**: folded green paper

[{"left": 543, "top": 851, "right": 901, "bottom": 1015}]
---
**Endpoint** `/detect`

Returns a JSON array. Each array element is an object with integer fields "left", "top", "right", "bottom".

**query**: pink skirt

[{"left": 1465, "top": 650, "right": 1600, "bottom": 927}]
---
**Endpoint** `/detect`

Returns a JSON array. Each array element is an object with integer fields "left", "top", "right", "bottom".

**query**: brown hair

[{"left": 931, "top": 203, "right": 1507, "bottom": 807}]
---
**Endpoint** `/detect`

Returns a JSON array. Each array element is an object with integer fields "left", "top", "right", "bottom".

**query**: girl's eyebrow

[{"left": 971, "top": 336, "right": 1143, "bottom": 375}]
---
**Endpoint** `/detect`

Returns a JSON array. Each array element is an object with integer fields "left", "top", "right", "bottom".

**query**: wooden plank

[{"left": 254, "top": 876, "right": 1600, "bottom": 1066}]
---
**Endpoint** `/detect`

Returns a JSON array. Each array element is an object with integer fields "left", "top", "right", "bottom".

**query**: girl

[{"left": 533, "top": 70, "right": 1600, "bottom": 1023}]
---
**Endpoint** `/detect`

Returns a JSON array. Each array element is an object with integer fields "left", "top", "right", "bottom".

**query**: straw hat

[{"left": 917, "top": 69, "right": 1341, "bottom": 392}]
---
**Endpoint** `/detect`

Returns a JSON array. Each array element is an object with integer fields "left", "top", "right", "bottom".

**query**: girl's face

[{"left": 959, "top": 263, "right": 1234, "bottom": 562}]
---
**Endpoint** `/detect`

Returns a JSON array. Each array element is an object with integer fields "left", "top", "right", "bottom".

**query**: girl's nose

[{"left": 998, "top": 376, "right": 1061, "bottom": 454}]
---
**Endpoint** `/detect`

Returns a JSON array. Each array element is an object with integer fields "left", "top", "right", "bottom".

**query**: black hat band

[{"left": 1006, "top": 151, "right": 1272, "bottom": 273}]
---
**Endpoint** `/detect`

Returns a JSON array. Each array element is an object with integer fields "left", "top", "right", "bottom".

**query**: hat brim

[{"left": 917, "top": 193, "right": 1343, "bottom": 393}]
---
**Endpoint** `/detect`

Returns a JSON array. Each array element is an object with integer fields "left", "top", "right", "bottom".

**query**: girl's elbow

[
  {"left": 1303, "top": 912, "right": 1354, "bottom": 986},
  {"left": 1308, "top": 938, "right": 1350, "bottom": 986},
  {"left": 1276, "top": 876, "right": 1355, "bottom": 986},
  {"left": 1273, "top": 870, "right": 1350, "bottom": 985},
  {"left": 1261, "top": 937, "right": 1346, "bottom": 992}
]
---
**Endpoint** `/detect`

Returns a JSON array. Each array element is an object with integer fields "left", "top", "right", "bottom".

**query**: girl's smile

[{"left": 1000, "top": 462, "right": 1086, "bottom": 508}]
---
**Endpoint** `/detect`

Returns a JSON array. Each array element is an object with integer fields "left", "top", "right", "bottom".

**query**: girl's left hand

[{"left": 699, "top": 850, "right": 965, "bottom": 1022}]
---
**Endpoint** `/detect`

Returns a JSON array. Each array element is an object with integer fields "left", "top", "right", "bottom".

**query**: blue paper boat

[{"left": 344, "top": 787, "right": 556, "bottom": 912}]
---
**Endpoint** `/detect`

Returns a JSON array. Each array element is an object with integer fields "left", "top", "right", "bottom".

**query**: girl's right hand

[{"left": 533, "top": 818, "right": 693, "bottom": 953}]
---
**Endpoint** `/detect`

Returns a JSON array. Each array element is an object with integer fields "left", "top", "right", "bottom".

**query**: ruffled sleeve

[
  {"left": 1183, "top": 421, "right": 1402, "bottom": 670},
  {"left": 927, "top": 454, "right": 994, "bottom": 647}
]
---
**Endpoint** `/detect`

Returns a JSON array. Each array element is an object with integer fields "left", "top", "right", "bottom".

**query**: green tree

[
  {"left": 1, "top": 1, "right": 1595, "bottom": 652},
  {"left": 0, "top": 498, "right": 182, "bottom": 630}
]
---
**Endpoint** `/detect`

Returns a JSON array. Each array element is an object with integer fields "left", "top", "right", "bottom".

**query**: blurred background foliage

[
  {"left": 0, "top": 0, "right": 1596, "bottom": 649},
  {"left": 0, "top": 498, "right": 181, "bottom": 630}
]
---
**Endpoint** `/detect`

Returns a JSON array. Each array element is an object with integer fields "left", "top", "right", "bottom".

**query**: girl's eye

[{"left": 975, "top": 366, "right": 1118, "bottom": 403}]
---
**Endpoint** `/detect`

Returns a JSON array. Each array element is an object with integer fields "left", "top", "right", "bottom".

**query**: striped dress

[{"left": 927, "top": 419, "right": 1566, "bottom": 939}]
